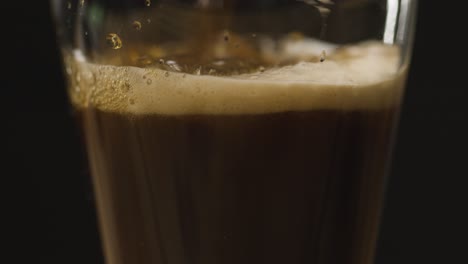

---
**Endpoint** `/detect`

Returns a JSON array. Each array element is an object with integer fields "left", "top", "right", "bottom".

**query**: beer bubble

[
  {"left": 208, "top": 69, "right": 216, "bottom": 75},
  {"left": 146, "top": 79, "right": 152, "bottom": 85},
  {"left": 106, "top": 33, "right": 123, "bottom": 49},
  {"left": 223, "top": 31, "right": 230, "bottom": 42},
  {"left": 124, "top": 80, "right": 131, "bottom": 91},
  {"left": 194, "top": 66, "right": 201, "bottom": 75},
  {"left": 145, "top": 0, "right": 151, "bottom": 7},
  {"left": 89, "top": 72, "right": 96, "bottom": 85},
  {"left": 288, "top": 31, "right": 305, "bottom": 41},
  {"left": 212, "top": 60, "right": 225, "bottom": 66},
  {"left": 165, "top": 72, "right": 170, "bottom": 77},
  {"left": 158, "top": 59, "right": 165, "bottom": 65},
  {"left": 320, "top": 50, "right": 326, "bottom": 62},
  {"left": 111, "top": 79, "right": 118, "bottom": 89},
  {"left": 137, "top": 56, "right": 153, "bottom": 66},
  {"left": 129, "top": 98, "right": 135, "bottom": 105},
  {"left": 259, "top": 66, "right": 265, "bottom": 73},
  {"left": 67, "top": 1, "right": 72, "bottom": 10},
  {"left": 147, "top": 18, "right": 151, "bottom": 24},
  {"left": 132, "top": 21, "right": 142, "bottom": 31},
  {"left": 166, "top": 60, "right": 181, "bottom": 72},
  {"left": 80, "top": 0, "right": 85, "bottom": 7}
]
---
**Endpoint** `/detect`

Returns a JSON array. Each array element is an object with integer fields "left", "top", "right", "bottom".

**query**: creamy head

[{"left": 67, "top": 41, "right": 406, "bottom": 115}]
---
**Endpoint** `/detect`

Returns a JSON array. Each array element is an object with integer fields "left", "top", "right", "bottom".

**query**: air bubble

[
  {"left": 146, "top": 79, "right": 152, "bottom": 85},
  {"left": 145, "top": 0, "right": 151, "bottom": 7},
  {"left": 106, "top": 33, "right": 123, "bottom": 49}
]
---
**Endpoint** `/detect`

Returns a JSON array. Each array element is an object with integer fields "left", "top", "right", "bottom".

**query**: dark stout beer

[{"left": 70, "top": 42, "right": 405, "bottom": 264}]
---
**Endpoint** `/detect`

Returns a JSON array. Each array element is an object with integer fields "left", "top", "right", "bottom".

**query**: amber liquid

[{"left": 78, "top": 106, "right": 397, "bottom": 264}]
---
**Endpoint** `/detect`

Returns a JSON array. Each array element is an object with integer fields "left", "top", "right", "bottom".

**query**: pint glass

[{"left": 51, "top": 1, "right": 417, "bottom": 263}]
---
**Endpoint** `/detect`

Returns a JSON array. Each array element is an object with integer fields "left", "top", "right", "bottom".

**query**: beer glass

[{"left": 51, "top": 1, "right": 417, "bottom": 263}]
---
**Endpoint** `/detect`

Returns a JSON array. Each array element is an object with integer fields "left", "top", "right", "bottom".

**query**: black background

[{"left": 4, "top": 1, "right": 467, "bottom": 264}]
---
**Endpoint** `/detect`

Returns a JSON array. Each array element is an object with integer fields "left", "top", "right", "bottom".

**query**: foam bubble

[{"left": 69, "top": 41, "right": 406, "bottom": 115}]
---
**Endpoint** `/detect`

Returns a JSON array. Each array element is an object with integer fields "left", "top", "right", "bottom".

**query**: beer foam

[{"left": 69, "top": 41, "right": 406, "bottom": 115}]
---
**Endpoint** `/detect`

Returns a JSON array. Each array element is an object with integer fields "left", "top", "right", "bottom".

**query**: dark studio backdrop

[{"left": 4, "top": 1, "right": 467, "bottom": 263}]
